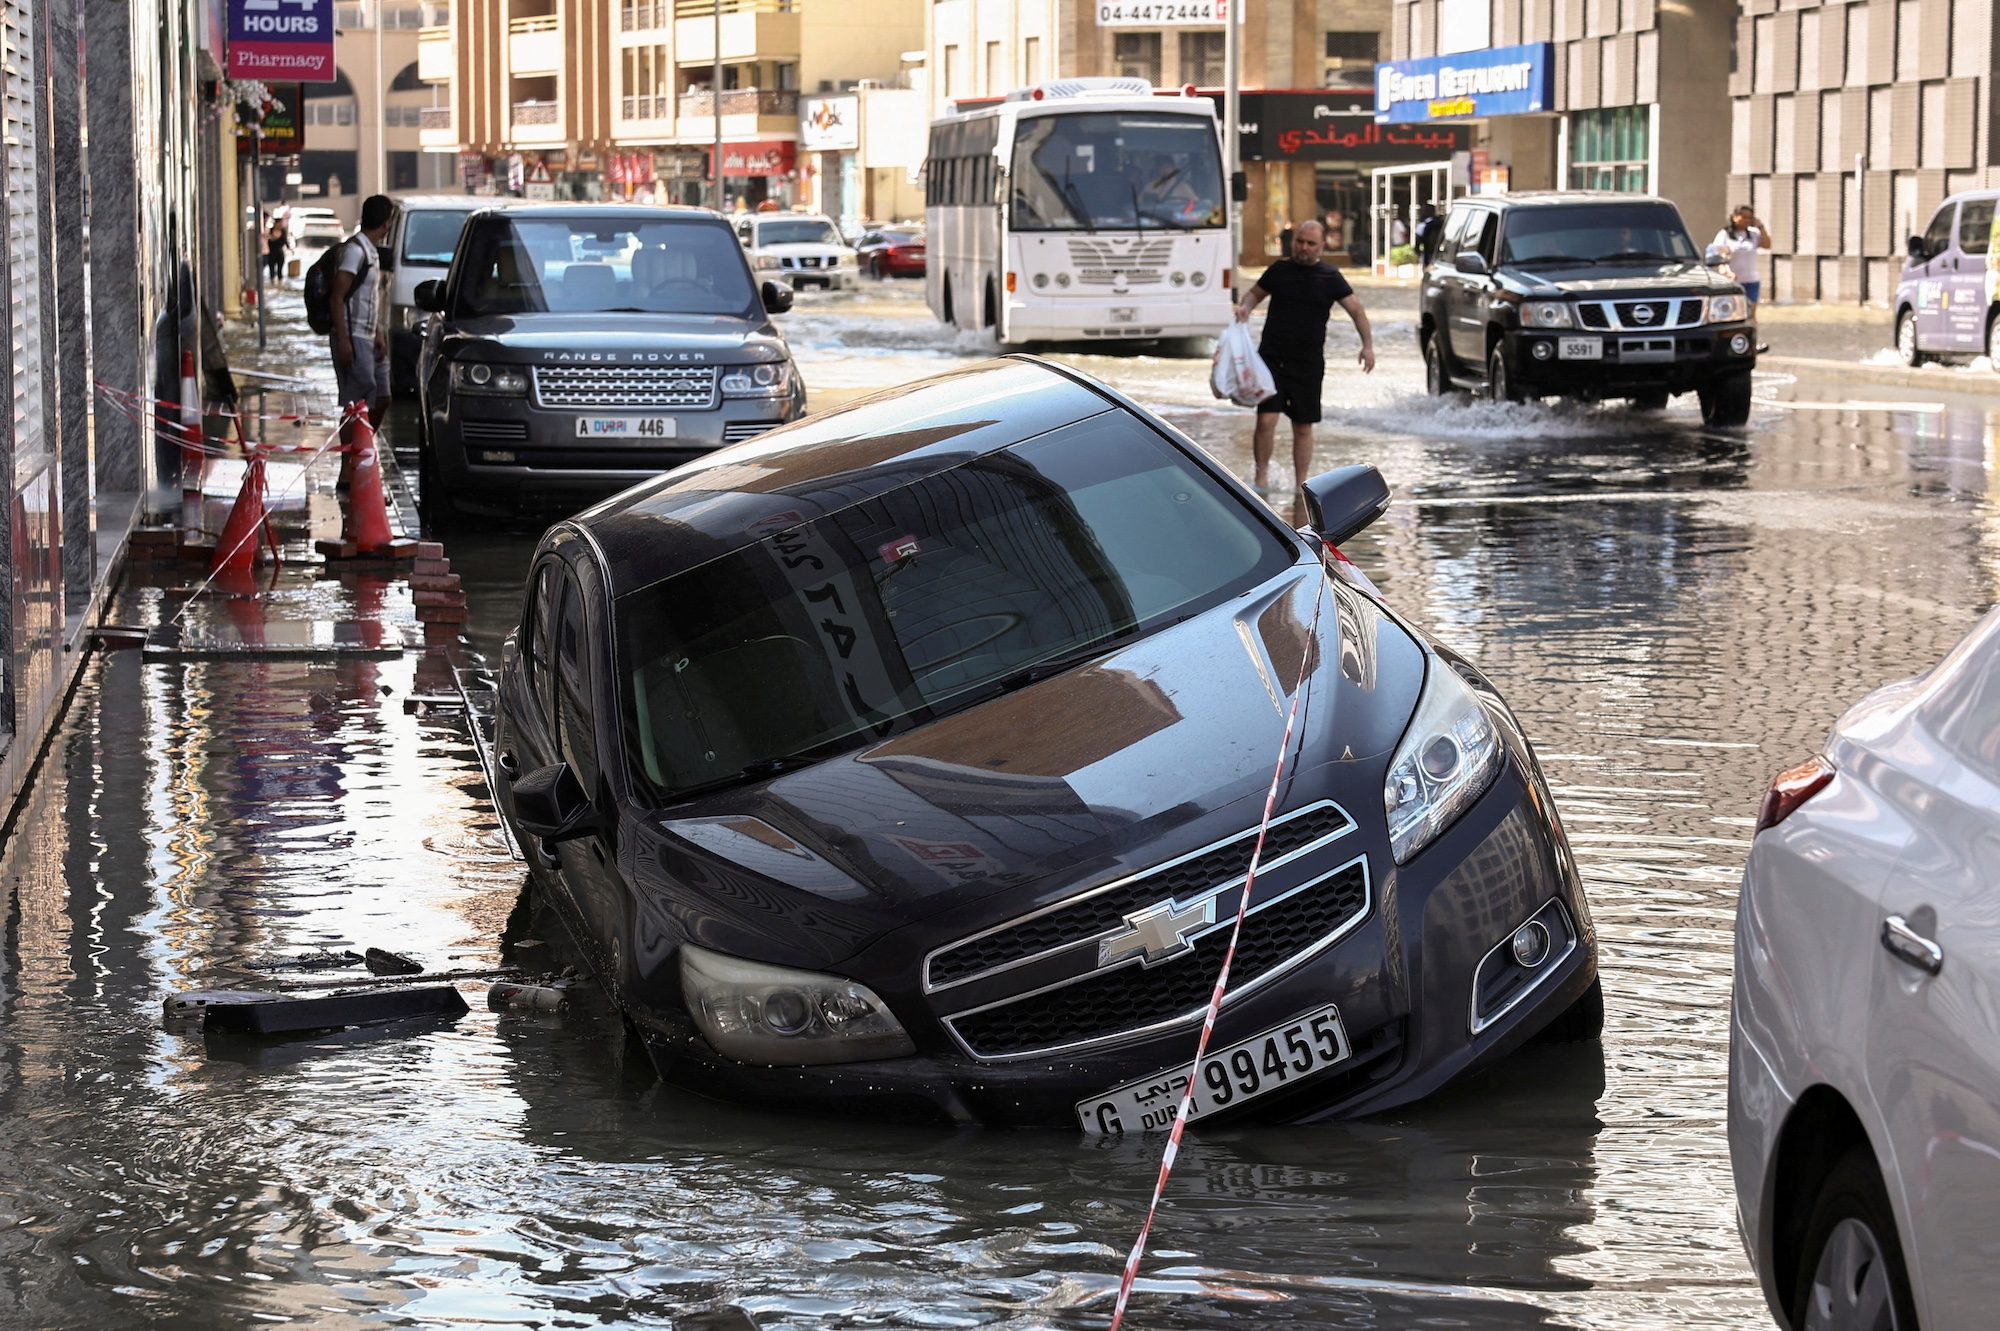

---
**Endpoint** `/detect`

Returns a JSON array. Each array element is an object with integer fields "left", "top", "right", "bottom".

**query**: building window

[
  {"left": 1179, "top": 32, "right": 1224, "bottom": 87},
  {"left": 943, "top": 43, "right": 959, "bottom": 99},
  {"left": 1568, "top": 106, "right": 1649, "bottom": 192},
  {"left": 986, "top": 40, "right": 1003, "bottom": 94},
  {"left": 1024, "top": 36, "right": 1041, "bottom": 84},
  {"left": 1114, "top": 32, "right": 1162, "bottom": 85},
  {"left": 1325, "top": 31, "right": 1379, "bottom": 66}
]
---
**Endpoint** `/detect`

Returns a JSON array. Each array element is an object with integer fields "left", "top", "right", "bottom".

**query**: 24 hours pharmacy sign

[
  {"left": 1374, "top": 43, "right": 1552, "bottom": 123},
  {"left": 228, "top": 0, "right": 336, "bottom": 83}
]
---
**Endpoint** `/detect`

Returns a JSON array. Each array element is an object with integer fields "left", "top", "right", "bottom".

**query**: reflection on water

[{"left": 2, "top": 307, "right": 1995, "bottom": 1327}]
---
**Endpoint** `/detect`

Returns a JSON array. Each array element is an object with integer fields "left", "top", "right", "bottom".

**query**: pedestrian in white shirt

[{"left": 1710, "top": 204, "right": 1770, "bottom": 310}]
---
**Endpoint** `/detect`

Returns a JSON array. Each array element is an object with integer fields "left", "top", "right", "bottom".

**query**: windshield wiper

[
  {"left": 1513, "top": 254, "right": 1598, "bottom": 267},
  {"left": 991, "top": 628, "right": 1145, "bottom": 694},
  {"left": 667, "top": 754, "right": 821, "bottom": 803},
  {"left": 1058, "top": 164, "right": 1096, "bottom": 235}
]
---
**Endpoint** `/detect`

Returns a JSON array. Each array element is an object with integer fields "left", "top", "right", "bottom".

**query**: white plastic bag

[{"left": 1210, "top": 322, "right": 1277, "bottom": 408}]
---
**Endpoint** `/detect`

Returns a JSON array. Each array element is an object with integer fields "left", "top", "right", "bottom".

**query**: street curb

[{"left": 1758, "top": 354, "right": 2000, "bottom": 396}]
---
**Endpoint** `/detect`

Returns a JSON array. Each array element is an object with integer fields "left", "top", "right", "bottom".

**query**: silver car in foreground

[{"left": 1730, "top": 606, "right": 2000, "bottom": 1331}]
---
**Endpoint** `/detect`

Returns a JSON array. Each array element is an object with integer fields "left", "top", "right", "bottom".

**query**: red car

[{"left": 857, "top": 228, "right": 926, "bottom": 278}]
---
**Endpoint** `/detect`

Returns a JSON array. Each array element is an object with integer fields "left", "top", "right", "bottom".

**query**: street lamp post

[
  {"left": 712, "top": 0, "right": 724, "bottom": 212},
  {"left": 1224, "top": 0, "right": 1241, "bottom": 289}
]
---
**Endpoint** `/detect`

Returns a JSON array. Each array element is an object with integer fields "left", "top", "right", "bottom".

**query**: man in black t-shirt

[{"left": 1233, "top": 220, "right": 1375, "bottom": 496}]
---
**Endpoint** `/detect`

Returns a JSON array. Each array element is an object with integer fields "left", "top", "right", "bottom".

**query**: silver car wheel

[
  {"left": 1802, "top": 1217, "right": 1900, "bottom": 1331},
  {"left": 1896, "top": 310, "right": 1918, "bottom": 365}
]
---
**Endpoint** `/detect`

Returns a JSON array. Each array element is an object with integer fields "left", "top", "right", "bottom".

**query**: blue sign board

[
  {"left": 1374, "top": 43, "right": 1554, "bottom": 123},
  {"left": 227, "top": 0, "right": 336, "bottom": 84}
]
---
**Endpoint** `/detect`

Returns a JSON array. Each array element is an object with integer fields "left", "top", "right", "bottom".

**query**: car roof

[
  {"left": 1463, "top": 191, "right": 1675, "bottom": 208},
  {"left": 569, "top": 358, "right": 1119, "bottom": 593},
  {"left": 392, "top": 194, "right": 505, "bottom": 211},
  {"left": 474, "top": 203, "right": 726, "bottom": 222}
]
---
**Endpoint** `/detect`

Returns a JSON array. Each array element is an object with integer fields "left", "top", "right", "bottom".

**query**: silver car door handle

[{"left": 1882, "top": 915, "right": 1944, "bottom": 976}]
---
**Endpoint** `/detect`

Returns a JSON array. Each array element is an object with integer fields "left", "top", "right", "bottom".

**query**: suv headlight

[
  {"left": 754, "top": 255, "right": 782, "bottom": 271},
  {"left": 1520, "top": 301, "right": 1573, "bottom": 329},
  {"left": 450, "top": 361, "right": 528, "bottom": 395},
  {"left": 1384, "top": 658, "right": 1504, "bottom": 864},
  {"left": 1706, "top": 293, "right": 1748, "bottom": 323},
  {"left": 720, "top": 362, "right": 792, "bottom": 397},
  {"left": 680, "top": 944, "right": 915, "bottom": 1065}
]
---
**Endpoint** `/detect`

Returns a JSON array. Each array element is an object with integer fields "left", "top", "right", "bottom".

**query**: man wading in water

[{"left": 1234, "top": 219, "right": 1376, "bottom": 497}]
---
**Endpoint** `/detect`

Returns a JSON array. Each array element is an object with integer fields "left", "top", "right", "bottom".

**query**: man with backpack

[{"left": 307, "top": 194, "right": 396, "bottom": 424}]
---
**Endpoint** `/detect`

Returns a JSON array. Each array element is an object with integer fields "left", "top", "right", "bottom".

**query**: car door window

[
  {"left": 1959, "top": 200, "right": 1995, "bottom": 257},
  {"left": 555, "top": 575, "right": 598, "bottom": 790},
  {"left": 531, "top": 562, "right": 561, "bottom": 732},
  {"left": 1468, "top": 211, "right": 1499, "bottom": 266},
  {"left": 1923, "top": 204, "right": 1957, "bottom": 259},
  {"left": 1440, "top": 207, "right": 1473, "bottom": 263}
]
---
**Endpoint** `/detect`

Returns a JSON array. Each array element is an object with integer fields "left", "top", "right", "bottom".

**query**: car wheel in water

[
  {"left": 1791, "top": 1147, "right": 1918, "bottom": 1331},
  {"left": 416, "top": 429, "right": 456, "bottom": 532},
  {"left": 1531, "top": 975, "right": 1604, "bottom": 1044},
  {"left": 1630, "top": 390, "right": 1669, "bottom": 411},
  {"left": 1424, "top": 333, "right": 1453, "bottom": 396},
  {"left": 1486, "top": 344, "right": 1522, "bottom": 403},
  {"left": 1895, "top": 308, "right": 1927, "bottom": 367},
  {"left": 1698, "top": 371, "right": 1754, "bottom": 427}
]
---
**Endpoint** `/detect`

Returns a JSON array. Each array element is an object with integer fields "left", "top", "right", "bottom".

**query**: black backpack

[{"left": 303, "top": 235, "right": 369, "bottom": 336}]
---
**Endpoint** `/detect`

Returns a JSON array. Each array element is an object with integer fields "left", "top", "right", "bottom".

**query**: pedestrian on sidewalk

[
  {"left": 263, "top": 213, "right": 289, "bottom": 284},
  {"left": 1710, "top": 204, "right": 1769, "bottom": 311},
  {"left": 1234, "top": 219, "right": 1375, "bottom": 497},
  {"left": 328, "top": 195, "right": 396, "bottom": 426}
]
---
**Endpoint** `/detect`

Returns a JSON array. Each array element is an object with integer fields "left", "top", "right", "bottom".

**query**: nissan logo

[{"left": 1633, "top": 305, "right": 1656, "bottom": 324}]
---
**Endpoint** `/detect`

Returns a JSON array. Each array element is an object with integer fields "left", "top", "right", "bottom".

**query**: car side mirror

[
  {"left": 1906, "top": 234, "right": 1927, "bottom": 261},
  {"left": 1300, "top": 465, "right": 1391, "bottom": 547},
  {"left": 511, "top": 762, "right": 596, "bottom": 843},
  {"left": 762, "top": 280, "right": 794, "bottom": 314},
  {"left": 1454, "top": 251, "right": 1489, "bottom": 276},
  {"left": 415, "top": 279, "right": 446, "bottom": 312}
]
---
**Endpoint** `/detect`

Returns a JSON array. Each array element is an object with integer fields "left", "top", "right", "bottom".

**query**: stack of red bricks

[{"left": 411, "top": 541, "right": 468, "bottom": 638}]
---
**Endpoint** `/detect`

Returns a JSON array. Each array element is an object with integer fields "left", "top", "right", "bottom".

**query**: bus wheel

[{"left": 983, "top": 279, "right": 997, "bottom": 331}]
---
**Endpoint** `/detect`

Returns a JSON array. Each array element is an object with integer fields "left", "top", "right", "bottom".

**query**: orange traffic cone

[
  {"left": 210, "top": 448, "right": 277, "bottom": 574},
  {"left": 341, "top": 410, "right": 396, "bottom": 556}
]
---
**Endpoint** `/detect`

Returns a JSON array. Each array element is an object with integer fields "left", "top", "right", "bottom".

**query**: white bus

[{"left": 925, "top": 79, "right": 1231, "bottom": 347}]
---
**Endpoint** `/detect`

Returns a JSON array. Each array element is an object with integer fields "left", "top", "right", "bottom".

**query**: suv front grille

[
  {"left": 926, "top": 802, "right": 1357, "bottom": 989},
  {"left": 532, "top": 365, "right": 719, "bottom": 410},
  {"left": 1574, "top": 298, "right": 1704, "bottom": 331},
  {"left": 944, "top": 859, "right": 1371, "bottom": 1059}
]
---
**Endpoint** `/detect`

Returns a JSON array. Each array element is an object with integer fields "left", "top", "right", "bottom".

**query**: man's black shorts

[{"left": 1255, "top": 354, "right": 1324, "bottom": 424}]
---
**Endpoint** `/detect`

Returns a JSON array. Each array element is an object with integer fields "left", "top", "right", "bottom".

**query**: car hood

[
  {"left": 757, "top": 243, "right": 851, "bottom": 258},
  {"left": 638, "top": 566, "right": 1429, "bottom": 968},
  {"left": 1500, "top": 261, "right": 1735, "bottom": 296},
  {"left": 440, "top": 312, "right": 788, "bottom": 362}
]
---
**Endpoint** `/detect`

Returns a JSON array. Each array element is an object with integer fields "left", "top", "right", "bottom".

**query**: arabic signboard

[
  {"left": 1225, "top": 90, "right": 1469, "bottom": 162},
  {"left": 801, "top": 95, "right": 859, "bottom": 152},
  {"left": 1374, "top": 43, "right": 1553, "bottom": 123},
  {"left": 227, "top": 0, "right": 336, "bottom": 83},
  {"left": 1096, "top": 0, "right": 1227, "bottom": 26},
  {"left": 236, "top": 82, "right": 303, "bottom": 155},
  {"left": 714, "top": 139, "right": 797, "bottom": 178}
]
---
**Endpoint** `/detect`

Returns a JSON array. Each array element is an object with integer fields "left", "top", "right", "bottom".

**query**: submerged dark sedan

[{"left": 492, "top": 357, "right": 1599, "bottom": 1129}]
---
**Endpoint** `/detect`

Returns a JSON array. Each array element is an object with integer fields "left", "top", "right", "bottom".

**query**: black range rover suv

[{"left": 1418, "top": 193, "right": 1758, "bottom": 426}]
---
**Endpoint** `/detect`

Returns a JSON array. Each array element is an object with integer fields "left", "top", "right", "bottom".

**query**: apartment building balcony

[
  {"left": 619, "top": 1, "right": 670, "bottom": 32},
  {"left": 673, "top": 89, "right": 797, "bottom": 140},
  {"left": 674, "top": 0, "right": 799, "bottom": 66},
  {"left": 509, "top": 99, "right": 565, "bottom": 145},
  {"left": 618, "top": 94, "right": 674, "bottom": 124},
  {"left": 417, "top": 26, "right": 453, "bottom": 83},
  {"left": 509, "top": 15, "right": 562, "bottom": 76},
  {"left": 419, "top": 104, "right": 456, "bottom": 149}
]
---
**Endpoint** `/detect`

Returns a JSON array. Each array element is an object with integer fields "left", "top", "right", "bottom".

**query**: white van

[{"left": 382, "top": 195, "right": 508, "bottom": 396}]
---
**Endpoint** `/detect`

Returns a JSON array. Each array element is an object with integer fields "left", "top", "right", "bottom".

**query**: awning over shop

[{"left": 713, "top": 140, "right": 797, "bottom": 178}]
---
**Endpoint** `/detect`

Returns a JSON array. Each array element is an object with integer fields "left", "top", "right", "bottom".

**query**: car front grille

[
  {"left": 721, "top": 420, "right": 783, "bottom": 444},
  {"left": 531, "top": 365, "right": 719, "bottom": 410},
  {"left": 1575, "top": 298, "right": 1704, "bottom": 331},
  {"left": 1066, "top": 237, "right": 1175, "bottom": 286},
  {"left": 460, "top": 418, "right": 529, "bottom": 443},
  {"left": 781, "top": 256, "right": 825, "bottom": 269},
  {"left": 944, "top": 859, "right": 1372, "bottom": 1060}
]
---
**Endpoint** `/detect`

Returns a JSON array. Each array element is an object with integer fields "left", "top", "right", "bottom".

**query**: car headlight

[
  {"left": 450, "top": 361, "right": 528, "bottom": 395},
  {"left": 680, "top": 944, "right": 915, "bottom": 1065},
  {"left": 1520, "top": 301, "right": 1573, "bottom": 329},
  {"left": 1384, "top": 658, "right": 1504, "bottom": 864},
  {"left": 754, "top": 255, "right": 782, "bottom": 271},
  {"left": 1706, "top": 293, "right": 1748, "bottom": 323},
  {"left": 719, "top": 361, "right": 792, "bottom": 397}
]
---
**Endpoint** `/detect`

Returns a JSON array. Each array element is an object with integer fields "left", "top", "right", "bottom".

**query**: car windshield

[
  {"left": 1500, "top": 203, "right": 1700, "bottom": 265},
  {"left": 757, "top": 219, "right": 842, "bottom": 246},
  {"left": 402, "top": 210, "right": 474, "bottom": 266},
  {"left": 615, "top": 413, "right": 1294, "bottom": 805},
  {"left": 1010, "top": 112, "right": 1225, "bottom": 232},
  {"left": 452, "top": 216, "right": 757, "bottom": 316}
]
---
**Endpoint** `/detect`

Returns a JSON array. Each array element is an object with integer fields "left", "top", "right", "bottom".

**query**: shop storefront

[
  {"left": 713, "top": 139, "right": 799, "bottom": 211},
  {"left": 801, "top": 94, "right": 859, "bottom": 227}
]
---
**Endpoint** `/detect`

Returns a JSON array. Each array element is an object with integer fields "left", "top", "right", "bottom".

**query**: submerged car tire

[
  {"left": 1790, "top": 1147, "right": 1918, "bottom": 1331},
  {"left": 1486, "top": 344, "right": 1523, "bottom": 404},
  {"left": 1698, "top": 371, "right": 1754, "bottom": 427},
  {"left": 1895, "top": 308, "right": 1927, "bottom": 367},
  {"left": 1531, "top": 975, "right": 1604, "bottom": 1044},
  {"left": 1630, "top": 390, "right": 1669, "bottom": 412},
  {"left": 1424, "top": 333, "right": 1455, "bottom": 396}
]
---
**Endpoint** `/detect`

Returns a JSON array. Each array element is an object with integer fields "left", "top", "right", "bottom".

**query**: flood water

[{"left": 1, "top": 281, "right": 1992, "bottom": 1328}]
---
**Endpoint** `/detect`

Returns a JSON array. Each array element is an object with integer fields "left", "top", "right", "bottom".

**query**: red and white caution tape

[{"left": 1106, "top": 552, "right": 1331, "bottom": 1331}]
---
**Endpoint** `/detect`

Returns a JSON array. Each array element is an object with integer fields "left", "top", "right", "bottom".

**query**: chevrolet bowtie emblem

[{"left": 1100, "top": 897, "right": 1217, "bottom": 967}]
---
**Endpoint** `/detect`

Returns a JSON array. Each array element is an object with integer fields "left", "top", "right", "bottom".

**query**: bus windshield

[{"left": 1010, "top": 112, "right": 1224, "bottom": 232}]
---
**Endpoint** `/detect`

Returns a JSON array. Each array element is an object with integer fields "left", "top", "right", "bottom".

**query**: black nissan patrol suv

[{"left": 1417, "top": 193, "right": 1757, "bottom": 426}]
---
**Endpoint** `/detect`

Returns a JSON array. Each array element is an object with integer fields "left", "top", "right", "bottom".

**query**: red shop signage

[{"left": 712, "top": 139, "right": 796, "bottom": 179}]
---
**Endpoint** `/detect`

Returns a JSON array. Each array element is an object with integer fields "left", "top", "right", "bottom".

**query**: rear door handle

[{"left": 1882, "top": 915, "right": 1944, "bottom": 976}]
